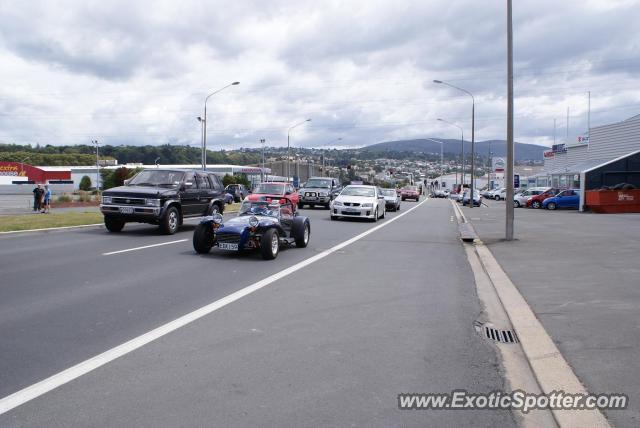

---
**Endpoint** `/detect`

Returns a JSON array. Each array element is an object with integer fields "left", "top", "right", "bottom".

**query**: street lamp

[
  {"left": 201, "top": 81, "right": 240, "bottom": 170},
  {"left": 424, "top": 138, "right": 445, "bottom": 189},
  {"left": 437, "top": 118, "right": 465, "bottom": 192},
  {"left": 260, "top": 138, "right": 266, "bottom": 180},
  {"left": 91, "top": 139, "right": 100, "bottom": 190},
  {"left": 287, "top": 119, "right": 311, "bottom": 182},
  {"left": 506, "top": 0, "right": 514, "bottom": 240},
  {"left": 434, "top": 79, "right": 475, "bottom": 208}
]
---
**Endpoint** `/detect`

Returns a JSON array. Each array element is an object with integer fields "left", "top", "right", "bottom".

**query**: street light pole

[
  {"left": 260, "top": 138, "right": 266, "bottom": 180},
  {"left": 287, "top": 119, "right": 311, "bottom": 183},
  {"left": 202, "top": 81, "right": 239, "bottom": 171},
  {"left": 434, "top": 79, "right": 476, "bottom": 208},
  {"left": 91, "top": 140, "right": 100, "bottom": 190},
  {"left": 506, "top": 0, "right": 515, "bottom": 240},
  {"left": 437, "top": 118, "right": 464, "bottom": 192}
]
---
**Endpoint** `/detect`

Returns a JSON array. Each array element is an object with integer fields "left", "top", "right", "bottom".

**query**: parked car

[
  {"left": 192, "top": 198, "right": 310, "bottom": 260},
  {"left": 247, "top": 182, "right": 299, "bottom": 209},
  {"left": 380, "top": 188, "right": 401, "bottom": 211},
  {"left": 481, "top": 188, "right": 494, "bottom": 198},
  {"left": 450, "top": 192, "right": 464, "bottom": 202},
  {"left": 513, "top": 187, "right": 545, "bottom": 207},
  {"left": 462, "top": 189, "right": 482, "bottom": 206},
  {"left": 225, "top": 184, "right": 249, "bottom": 202},
  {"left": 434, "top": 189, "right": 449, "bottom": 198},
  {"left": 297, "top": 177, "right": 342, "bottom": 209},
  {"left": 542, "top": 189, "right": 581, "bottom": 210},
  {"left": 489, "top": 188, "right": 506, "bottom": 200},
  {"left": 526, "top": 187, "right": 560, "bottom": 209},
  {"left": 330, "top": 185, "right": 386, "bottom": 221},
  {"left": 101, "top": 169, "right": 226, "bottom": 234},
  {"left": 400, "top": 185, "right": 420, "bottom": 201},
  {"left": 223, "top": 193, "right": 235, "bottom": 204}
]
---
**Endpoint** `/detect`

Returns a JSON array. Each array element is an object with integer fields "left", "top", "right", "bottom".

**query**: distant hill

[{"left": 363, "top": 138, "right": 548, "bottom": 161}]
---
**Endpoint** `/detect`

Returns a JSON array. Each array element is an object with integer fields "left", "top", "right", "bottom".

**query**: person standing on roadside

[
  {"left": 33, "top": 184, "right": 44, "bottom": 212},
  {"left": 42, "top": 185, "right": 52, "bottom": 213}
]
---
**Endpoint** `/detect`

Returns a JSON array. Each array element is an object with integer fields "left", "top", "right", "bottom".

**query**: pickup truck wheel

[
  {"left": 193, "top": 223, "right": 213, "bottom": 254},
  {"left": 161, "top": 206, "right": 180, "bottom": 234},
  {"left": 294, "top": 221, "right": 310, "bottom": 248},
  {"left": 207, "top": 203, "right": 221, "bottom": 216},
  {"left": 104, "top": 216, "right": 125, "bottom": 232},
  {"left": 260, "top": 229, "right": 279, "bottom": 260}
]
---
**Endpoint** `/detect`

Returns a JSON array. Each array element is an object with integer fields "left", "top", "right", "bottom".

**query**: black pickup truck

[{"left": 100, "top": 169, "right": 226, "bottom": 234}]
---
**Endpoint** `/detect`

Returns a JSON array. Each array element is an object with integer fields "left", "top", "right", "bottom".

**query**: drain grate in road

[{"left": 475, "top": 321, "right": 519, "bottom": 344}]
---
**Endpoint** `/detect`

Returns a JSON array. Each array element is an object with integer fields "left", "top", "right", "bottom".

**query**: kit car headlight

[
  {"left": 248, "top": 216, "right": 259, "bottom": 228},
  {"left": 102, "top": 196, "right": 112, "bottom": 204},
  {"left": 212, "top": 213, "right": 224, "bottom": 224}
]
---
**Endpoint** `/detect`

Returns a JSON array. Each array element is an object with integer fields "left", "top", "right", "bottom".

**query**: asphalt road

[{"left": 0, "top": 199, "right": 515, "bottom": 427}]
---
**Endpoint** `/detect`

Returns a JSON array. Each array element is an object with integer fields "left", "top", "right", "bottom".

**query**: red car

[
  {"left": 400, "top": 186, "right": 420, "bottom": 201},
  {"left": 247, "top": 182, "right": 300, "bottom": 210},
  {"left": 526, "top": 187, "right": 560, "bottom": 209}
]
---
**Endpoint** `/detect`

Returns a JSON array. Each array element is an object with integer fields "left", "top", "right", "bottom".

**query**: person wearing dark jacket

[{"left": 33, "top": 184, "right": 44, "bottom": 212}]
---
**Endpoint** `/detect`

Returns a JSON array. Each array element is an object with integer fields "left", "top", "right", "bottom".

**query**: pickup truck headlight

[
  {"left": 362, "top": 203, "right": 373, "bottom": 208},
  {"left": 102, "top": 196, "right": 112, "bottom": 204},
  {"left": 146, "top": 198, "right": 161, "bottom": 206}
]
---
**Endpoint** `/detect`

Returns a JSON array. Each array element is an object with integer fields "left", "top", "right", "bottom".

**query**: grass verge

[
  {"left": 0, "top": 203, "right": 241, "bottom": 233},
  {"left": 0, "top": 211, "right": 104, "bottom": 232}
]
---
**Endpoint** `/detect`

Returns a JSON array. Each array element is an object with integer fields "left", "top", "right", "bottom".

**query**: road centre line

[
  {"left": 102, "top": 239, "right": 188, "bottom": 256},
  {"left": 0, "top": 198, "right": 429, "bottom": 415}
]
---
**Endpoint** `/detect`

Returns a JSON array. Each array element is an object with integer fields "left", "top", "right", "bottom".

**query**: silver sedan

[{"left": 330, "top": 185, "right": 386, "bottom": 221}]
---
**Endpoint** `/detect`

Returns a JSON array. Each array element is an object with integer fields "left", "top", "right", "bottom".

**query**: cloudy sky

[{"left": 1, "top": 0, "right": 639, "bottom": 150}]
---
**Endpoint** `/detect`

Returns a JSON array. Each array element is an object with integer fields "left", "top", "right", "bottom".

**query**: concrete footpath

[{"left": 461, "top": 200, "right": 640, "bottom": 428}]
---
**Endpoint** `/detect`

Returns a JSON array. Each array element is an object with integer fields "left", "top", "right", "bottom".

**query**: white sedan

[{"left": 330, "top": 185, "right": 386, "bottom": 222}]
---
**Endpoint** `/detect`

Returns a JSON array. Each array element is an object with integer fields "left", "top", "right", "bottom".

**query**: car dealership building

[{"left": 532, "top": 113, "right": 640, "bottom": 211}]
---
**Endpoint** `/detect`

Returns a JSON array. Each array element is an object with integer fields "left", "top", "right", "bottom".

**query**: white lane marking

[
  {"left": 102, "top": 239, "right": 188, "bottom": 256},
  {"left": 0, "top": 223, "right": 103, "bottom": 235},
  {"left": 0, "top": 198, "right": 429, "bottom": 415}
]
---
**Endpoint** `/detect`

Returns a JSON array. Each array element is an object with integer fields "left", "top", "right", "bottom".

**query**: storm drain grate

[{"left": 475, "top": 321, "right": 519, "bottom": 344}]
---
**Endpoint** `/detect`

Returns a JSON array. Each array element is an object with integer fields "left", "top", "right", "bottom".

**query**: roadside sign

[{"left": 514, "top": 174, "right": 520, "bottom": 188}]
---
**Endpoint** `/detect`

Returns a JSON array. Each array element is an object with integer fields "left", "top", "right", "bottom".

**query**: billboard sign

[
  {"left": 552, "top": 143, "right": 567, "bottom": 154},
  {"left": 492, "top": 157, "right": 506, "bottom": 172}
]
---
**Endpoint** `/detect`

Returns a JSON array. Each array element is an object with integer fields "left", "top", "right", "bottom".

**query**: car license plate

[
  {"left": 119, "top": 207, "right": 134, "bottom": 214},
  {"left": 344, "top": 209, "right": 358, "bottom": 214},
  {"left": 219, "top": 242, "right": 239, "bottom": 251},
  {"left": 307, "top": 196, "right": 317, "bottom": 200}
]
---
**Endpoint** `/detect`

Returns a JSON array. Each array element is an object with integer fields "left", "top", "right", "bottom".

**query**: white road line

[
  {"left": 0, "top": 223, "right": 103, "bottom": 235},
  {"left": 102, "top": 239, "right": 188, "bottom": 256},
  {"left": 0, "top": 198, "right": 428, "bottom": 416}
]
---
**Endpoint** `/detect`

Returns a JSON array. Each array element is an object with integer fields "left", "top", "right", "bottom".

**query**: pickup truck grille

[
  {"left": 215, "top": 232, "right": 241, "bottom": 244},
  {"left": 112, "top": 197, "right": 145, "bottom": 205}
]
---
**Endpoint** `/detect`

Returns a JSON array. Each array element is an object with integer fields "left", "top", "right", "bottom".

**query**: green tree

[
  {"left": 79, "top": 175, "right": 92, "bottom": 191},
  {"left": 222, "top": 174, "right": 236, "bottom": 187}
]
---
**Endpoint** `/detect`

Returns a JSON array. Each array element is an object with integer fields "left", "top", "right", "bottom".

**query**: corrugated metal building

[{"left": 535, "top": 114, "right": 640, "bottom": 189}]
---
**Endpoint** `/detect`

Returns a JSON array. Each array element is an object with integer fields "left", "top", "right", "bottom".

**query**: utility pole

[
  {"left": 566, "top": 107, "right": 570, "bottom": 141},
  {"left": 260, "top": 138, "right": 266, "bottom": 180},
  {"left": 92, "top": 140, "right": 100, "bottom": 190},
  {"left": 587, "top": 91, "right": 591, "bottom": 149},
  {"left": 506, "top": 0, "right": 514, "bottom": 241},
  {"left": 553, "top": 119, "right": 557, "bottom": 145}
]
